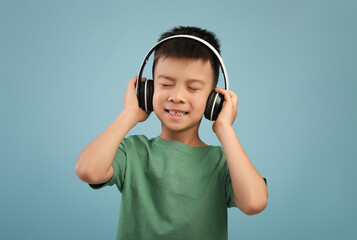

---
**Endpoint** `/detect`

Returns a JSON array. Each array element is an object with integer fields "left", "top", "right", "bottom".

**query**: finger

[
  {"left": 229, "top": 90, "right": 238, "bottom": 102},
  {"left": 214, "top": 87, "right": 229, "bottom": 97},
  {"left": 128, "top": 76, "right": 138, "bottom": 89},
  {"left": 215, "top": 88, "right": 232, "bottom": 103},
  {"left": 130, "top": 76, "right": 147, "bottom": 88},
  {"left": 130, "top": 76, "right": 137, "bottom": 83},
  {"left": 228, "top": 90, "right": 237, "bottom": 97},
  {"left": 225, "top": 91, "right": 237, "bottom": 109}
]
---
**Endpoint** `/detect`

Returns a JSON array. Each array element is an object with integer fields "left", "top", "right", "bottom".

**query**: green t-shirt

[{"left": 89, "top": 135, "right": 236, "bottom": 240}]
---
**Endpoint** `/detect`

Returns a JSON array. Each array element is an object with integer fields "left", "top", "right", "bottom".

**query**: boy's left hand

[{"left": 212, "top": 88, "right": 238, "bottom": 134}]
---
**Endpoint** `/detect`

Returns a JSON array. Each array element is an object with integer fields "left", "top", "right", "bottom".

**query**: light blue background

[{"left": 1, "top": 0, "right": 356, "bottom": 239}]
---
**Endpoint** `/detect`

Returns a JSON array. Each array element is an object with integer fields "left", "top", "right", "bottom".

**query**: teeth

[{"left": 169, "top": 110, "right": 185, "bottom": 116}]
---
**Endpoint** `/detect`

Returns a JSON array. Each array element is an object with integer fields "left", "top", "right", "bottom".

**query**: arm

[
  {"left": 75, "top": 76, "right": 150, "bottom": 184},
  {"left": 213, "top": 88, "right": 268, "bottom": 215}
]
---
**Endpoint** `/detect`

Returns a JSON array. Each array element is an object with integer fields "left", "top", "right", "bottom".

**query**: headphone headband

[{"left": 136, "top": 34, "right": 229, "bottom": 97}]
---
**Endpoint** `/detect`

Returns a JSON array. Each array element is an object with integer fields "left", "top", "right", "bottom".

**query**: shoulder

[
  {"left": 207, "top": 145, "right": 228, "bottom": 168},
  {"left": 194, "top": 144, "right": 226, "bottom": 162},
  {"left": 121, "top": 134, "right": 157, "bottom": 149},
  {"left": 123, "top": 134, "right": 149, "bottom": 143},
  {"left": 207, "top": 145, "right": 224, "bottom": 157}
]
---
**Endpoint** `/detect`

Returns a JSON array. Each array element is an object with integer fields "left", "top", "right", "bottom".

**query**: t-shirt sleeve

[
  {"left": 225, "top": 167, "right": 237, "bottom": 208},
  {"left": 88, "top": 142, "right": 127, "bottom": 192}
]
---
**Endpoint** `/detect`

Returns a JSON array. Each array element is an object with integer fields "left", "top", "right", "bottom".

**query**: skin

[
  {"left": 152, "top": 57, "right": 213, "bottom": 146},
  {"left": 76, "top": 56, "right": 268, "bottom": 215}
]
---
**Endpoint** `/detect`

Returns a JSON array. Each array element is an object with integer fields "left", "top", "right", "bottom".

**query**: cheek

[
  {"left": 152, "top": 90, "right": 163, "bottom": 108},
  {"left": 193, "top": 94, "right": 210, "bottom": 112},
  {"left": 200, "top": 90, "right": 214, "bottom": 110}
]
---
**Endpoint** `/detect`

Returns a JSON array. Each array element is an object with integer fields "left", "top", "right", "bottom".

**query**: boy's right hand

[{"left": 123, "top": 76, "right": 151, "bottom": 123}]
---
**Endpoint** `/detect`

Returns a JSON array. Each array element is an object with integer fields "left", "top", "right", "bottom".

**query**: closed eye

[{"left": 188, "top": 87, "right": 199, "bottom": 91}]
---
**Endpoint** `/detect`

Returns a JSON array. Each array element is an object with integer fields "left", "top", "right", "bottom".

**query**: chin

[
  {"left": 162, "top": 117, "right": 203, "bottom": 133},
  {"left": 154, "top": 107, "right": 203, "bottom": 131}
]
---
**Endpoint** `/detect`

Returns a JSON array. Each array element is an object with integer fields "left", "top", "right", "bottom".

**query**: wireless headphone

[{"left": 136, "top": 34, "right": 230, "bottom": 121}]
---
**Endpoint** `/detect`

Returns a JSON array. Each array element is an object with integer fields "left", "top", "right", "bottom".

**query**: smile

[
  {"left": 168, "top": 110, "right": 186, "bottom": 116},
  {"left": 165, "top": 109, "right": 188, "bottom": 120}
]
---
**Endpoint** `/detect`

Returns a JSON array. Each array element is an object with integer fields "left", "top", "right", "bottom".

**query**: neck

[{"left": 159, "top": 125, "right": 207, "bottom": 147}]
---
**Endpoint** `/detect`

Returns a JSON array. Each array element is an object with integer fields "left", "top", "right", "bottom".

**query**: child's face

[{"left": 153, "top": 57, "right": 214, "bottom": 134}]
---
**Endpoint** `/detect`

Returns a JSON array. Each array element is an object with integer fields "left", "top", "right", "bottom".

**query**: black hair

[{"left": 153, "top": 26, "right": 221, "bottom": 87}]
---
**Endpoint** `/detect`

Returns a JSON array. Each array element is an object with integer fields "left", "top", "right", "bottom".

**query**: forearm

[
  {"left": 215, "top": 126, "right": 268, "bottom": 214},
  {"left": 75, "top": 110, "right": 138, "bottom": 181}
]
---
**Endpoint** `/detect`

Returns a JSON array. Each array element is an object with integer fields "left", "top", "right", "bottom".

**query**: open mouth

[{"left": 165, "top": 109, "right": 188, "bottom": 116}]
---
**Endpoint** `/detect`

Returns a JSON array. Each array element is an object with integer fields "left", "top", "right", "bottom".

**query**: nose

[{"left": 168, "top": 86, "right": 186, "bottom": 103}]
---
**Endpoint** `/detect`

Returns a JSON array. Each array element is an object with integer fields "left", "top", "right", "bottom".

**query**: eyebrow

[
  {"left": 158, "top": 75, "right": 175, "bottom": 81},
  {"left": 187, "top": 79, "right": 205, "bottom": 85},
  {"left": 158, "top": 75, "right": 205, "bottom": 85}
]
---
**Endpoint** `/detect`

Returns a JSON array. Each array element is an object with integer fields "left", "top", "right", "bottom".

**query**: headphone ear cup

[
  {"left": 204, "top": 90, "right": 225, "bottom": 121},
  {"left": 138, "top": 79, "right": 146, "bottom": 111},
  {"left": 138, "top": 79, "right": 154, "bottom": 112},
  {"left": 146, "top": 80, "right": 154, "bottom": 112}
]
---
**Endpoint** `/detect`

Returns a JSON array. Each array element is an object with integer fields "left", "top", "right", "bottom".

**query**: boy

[{"left": 75, "top": 26, "right": 268, "bottom": 240}]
